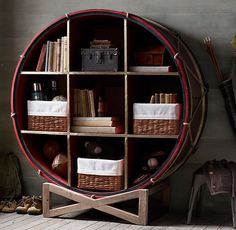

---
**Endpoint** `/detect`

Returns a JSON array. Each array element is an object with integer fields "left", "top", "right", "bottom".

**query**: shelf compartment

[
  {"left": 21, "top": 134, "right": 68, "bottom": 184},
  {"left": 70, "top": 136, "right": 125, "bottom": 191},
  {"left": 14, "top": 74, "right": 67, "bottom": 130},
  {"left": 127, "top": 137, "right": 177, "bottom": 188},
  {"left": 70, "top": 15, "right": 124, "bottom": 71},
  {"left": 127, "top": 20, "right": 176, "bottom": 70},
  {"left": 22, "top": 19, "right": 68, "bottom": 72},
  {"left": 127, "top": 75, "right": 183, "bottom": 134},
  {"left": 69, "top": 75, "right": 125, "bottom": 124}
]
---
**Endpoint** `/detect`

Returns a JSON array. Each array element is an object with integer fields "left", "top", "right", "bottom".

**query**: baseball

[{"left": 147, "top": 157, "right": 159, "bottom": 169}]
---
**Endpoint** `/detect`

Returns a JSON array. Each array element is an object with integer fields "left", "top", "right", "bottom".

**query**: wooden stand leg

[{"left": 43, "top": 182, "right": 168, "bottom": 225}]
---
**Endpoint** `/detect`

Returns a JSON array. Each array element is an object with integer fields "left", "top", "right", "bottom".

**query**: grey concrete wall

[{"left": 0, "top": 0, "right": 236, "bottom": 213}]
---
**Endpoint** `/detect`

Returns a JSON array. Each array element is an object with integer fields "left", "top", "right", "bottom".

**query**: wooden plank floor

[{"left": 0, "top": 211, "right": 234, "bottom": 230}]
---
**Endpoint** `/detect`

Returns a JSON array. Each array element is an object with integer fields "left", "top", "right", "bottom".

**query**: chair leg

[
  {"left": 187, "top": 174, "right": 206, "bottom": 225},
  {"left": 195, "top": 185, "right": 205, "bottom": 217},
  {"left": 187, "top": 186, "right": 196, "bottom": 224},
  {"left": 231, "top": 197, "right": 236, "bottom": 228}
]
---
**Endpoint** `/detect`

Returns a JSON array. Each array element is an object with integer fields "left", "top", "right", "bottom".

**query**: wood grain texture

[{"left": 0, "top": 212, "right": 233, "bottom": 229}]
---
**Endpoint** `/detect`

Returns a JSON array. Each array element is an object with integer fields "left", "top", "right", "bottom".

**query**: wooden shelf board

[
  {"left": 70, "top": 132, "right": 126, "bottom": 138},
  {"left": 21, "top": 71, "right": 67, "bottom": 75},
  {"left": 21, "top": 71, "right": 178, "bottom": 76},
  {"left": 21, "top": 130, "right": 68, "bottom": 135},
  {"left": 127, "top": 134, "right": 179, "bottom": 139},
  {"left": 70, "top": 132, "right": 178, "bottom": 139},
  {"left": 127, "top": 71, "right": 179, "bottom": 76},
  {"left": 69, "top": 71, "right": 125, "bottom": 75}
]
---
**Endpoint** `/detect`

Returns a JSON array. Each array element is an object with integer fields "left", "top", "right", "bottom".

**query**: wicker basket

[
  {"left": 77, "top": 158, "right": 124, "bottom": 191},
  {"left": 133, "top": 103, "right": 182, "bottom": 135},
  {"left": 28, "top": 115, "right": 67, "bottom": 132},
  {"left": 27, "top": 100, "right": 67, "bottom": 132},
  {"left": 78, "top": 174, "right": 123, "bottom": 191},
  {"left": 134, "top": 119, "right": 180, "bottom": 135}
]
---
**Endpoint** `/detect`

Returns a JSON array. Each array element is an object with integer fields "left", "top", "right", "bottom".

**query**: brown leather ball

[
  {"left": 51, "top": 153, "right": 67, "bottom": 178},
  {"left": 43, "top": 140, "right": 60, "bottom": 161}
]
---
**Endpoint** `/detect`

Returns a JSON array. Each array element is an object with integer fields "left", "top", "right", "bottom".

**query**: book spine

[
  {"left": 45, "top": 41, "right": 50, "bottom": 71},
  {"left": 88, "top": 90, "right": 96, "bottom": 117},
  {"left": 56, "top": 38, "right": 61, "bottom": 72},
  {"left": 36, "top": 44, "right": 46, "bottom": 72},
  {"left": 165, "top": 93, "right": 170, "bottom": 103},
  {"left": 73, "top": 89, "right": 78, "bottom": 117},
  {"left": 48, "top": 41, "right": 54, "bottom": 72},
  {"left": 172, "top": 93, "right": 178, "bottom": 103},
  {"left": 81, "top": 89, "right": 89, "bottom": 117},
  {"left": 60, "top": 36, "right": 64, "bottom": 73},
  {"left": 154, "top": 93, "right": 160, "bottom": 103},
  {"left": 63, "top": 36, "right": 68, "bottom": 72},
  {"left": 159, "top": 93, "right": 165, "bottom": 103},
  {"left": 149, "top": 95, "right": 155, "bottom": 103},
  {"left": 52, "top": 41, "right": 57, "bottom": 72},
  {"left": 77, "top": 89, "right": 82, "bottom": 116}
]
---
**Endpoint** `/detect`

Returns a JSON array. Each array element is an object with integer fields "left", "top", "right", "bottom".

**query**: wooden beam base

[{"left": 42, "top": 182, "right": 169, "bottom": 225}]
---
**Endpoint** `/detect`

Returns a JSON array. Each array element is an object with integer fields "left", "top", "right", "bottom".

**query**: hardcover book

[
  {"left": 72, "top": 117, "right": 119, "bottom": 127},
  {"left": 36, "top": 44, "right": 46, "bottom": 71},
  {"left": 71, "top": 125, "right": 124, "bottom": 134}
]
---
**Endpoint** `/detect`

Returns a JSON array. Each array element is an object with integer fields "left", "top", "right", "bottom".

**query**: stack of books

[
  {"left": 90, "top": 39, "right": 111, "bottom": 48},
  {"left": 73, "top": 89, "right": 96, "bottom": 117},
  {"left": 150, "top": 93, "right": 178, "bottom": 104},
  {"left": 36, "top": 36, "right": 68, "bottom": 72},
  {"left": 71, "top": 117, "right": 124, "bottom": 134}
]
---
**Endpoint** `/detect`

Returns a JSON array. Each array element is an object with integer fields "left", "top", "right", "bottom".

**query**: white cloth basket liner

[
  {"left": 133, "top": 103, "right": 182, "bottom": 120},
  {"left": 27, "top": 100, "right": 68, "bottom": 117},
  {"left": 77, "top": 158, "right": 124, "bottom": 176}
]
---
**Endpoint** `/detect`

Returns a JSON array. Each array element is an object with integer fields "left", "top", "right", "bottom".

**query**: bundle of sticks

[
  {"left": 204, "top": 36, "right": 236, "bottom": 135},
  {"left": 203, "top": 36, "right": 226, "bottom": 82}
]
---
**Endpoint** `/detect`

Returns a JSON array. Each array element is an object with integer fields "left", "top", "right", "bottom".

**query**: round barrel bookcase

[{"left": 11, "top": 9, "right": 207, "bottom": 197}]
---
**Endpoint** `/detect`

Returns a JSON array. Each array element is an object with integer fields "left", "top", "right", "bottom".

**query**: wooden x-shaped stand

[{"left": 43, "top": 181, "right": 169, "bottom": 225}]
